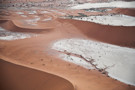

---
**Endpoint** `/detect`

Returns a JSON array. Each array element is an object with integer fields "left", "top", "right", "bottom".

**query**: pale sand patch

[
  {"left": 60, "top": 53, "right": 95, "bottom": 69},
  {"left": 0, "top": 27, "right": 36, "bottom": 40},
  {"left": 73, "top": 14, "right": 135, "bottom": 26},
  {"left": 42, "top": 17, "right": 52, "bottom": 21},
  {"left": 52, "top": 38, "right": 135, "bottom": 86},
  {"left": 16, "top": 12, "right": 24, "bottom": 15},
  {"left": 28, "top": 11, "right": 37, "bottom": 14},
  {"left": 71, "top": 1, "right": 135, "bottom": 9},
  {"left": 40, "top": 10, "right": 50, "bottom": 14},
  {"left": 21, "top": 15, "right": 27, "bottom": 17},
  {"left": 24, "top": 17, "right": 40, "bottom": 25}
]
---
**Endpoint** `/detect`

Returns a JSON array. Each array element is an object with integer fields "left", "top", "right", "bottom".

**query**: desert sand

[
  {"left": 0, "top": 0, "right": 135, "bottom": 90},
  {"left": 0, "top": 59, "right": 74, "bottom": 90}
]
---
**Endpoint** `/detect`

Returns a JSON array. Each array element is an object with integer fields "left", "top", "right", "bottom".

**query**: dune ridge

[
  {"left": 0, "top": 59, "right": 74, "bottom": 90},
  {"left": 0, "top": 7, "right": 135, "bottom": 89},
  {"left": 0, "top": 20, "right": 52, "bottom": 33},
  {"left": 58, "top": 18, "right": 135, "bottom": 48}
]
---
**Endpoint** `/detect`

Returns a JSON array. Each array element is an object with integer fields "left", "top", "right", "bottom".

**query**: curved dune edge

[
  {"left": 12, "top": 19, "right": 55, "bottom": 30},
  {"left": 0, "top": 16, "right": 135, "bottom": 89},
  {"left": 1, "top": 15, "right": 134, "bottom": 90},
  {"left": 0, "top": 59, "right": 74, "bottom": 90},
  {"left": 58, "top": 18, "right": 135, "bottom": 48},
  {"left": 0, "top": 20, "right": 52, "bottom": 33}
]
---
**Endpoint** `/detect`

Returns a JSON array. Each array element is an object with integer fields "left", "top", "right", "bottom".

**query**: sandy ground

[
  {"left": 0, "top": 1, "right": 135, "bottom": 90},
  {"left": 0, "top": 59, "right": 74, "bottom": 90},
  {"left": 0, "top": 18, "right": 135, "bottom": 90}
]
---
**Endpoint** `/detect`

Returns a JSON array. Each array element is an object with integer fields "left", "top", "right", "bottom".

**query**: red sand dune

[
  {"left": 0, "top": 20, "right": 52, "bottom": 33},
  {"left": 0, "top": 17, "right": 135, "bottom": 90},
  {"left": 0, "top": 59, "right": 74, "bottom": 90},
  {"left": 0, "top": 6, "right": 135, "bottom": 90},
  {"left": 1, "top": 18, "right": 135, "bottom": 48},
  {"left": 59, "top": 18, "right": 135, "bottom": 48}
]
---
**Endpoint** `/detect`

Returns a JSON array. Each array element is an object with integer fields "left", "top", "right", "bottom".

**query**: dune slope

[
  {"left": 59, "top": 19, "right": 135, "bottom": 48},
  {"left": 0, "top": 59, "right": 74, "bottom": 90},
  {"left": 0, "top": 20, "right": 50, "bottom": 33}
]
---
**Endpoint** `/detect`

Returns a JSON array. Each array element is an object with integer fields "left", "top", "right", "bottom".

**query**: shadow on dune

[
  {"left": 59, "top": 19, "right": 135, "bottom": 48},
  {"left": 0, "top": 59, "right": 74, "bottom": 90},
  {"left": 0, "top": 20, "right": 52, "bottom": 34}
]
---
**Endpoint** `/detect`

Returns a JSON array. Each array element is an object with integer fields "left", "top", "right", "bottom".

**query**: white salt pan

[{"left": 52, "top": 38, "right": 135, "bottom": 86}]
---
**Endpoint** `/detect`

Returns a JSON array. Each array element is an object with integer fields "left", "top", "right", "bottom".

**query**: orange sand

[{"left": 0, "top": 7, "right": 135, "bottom": 90}]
